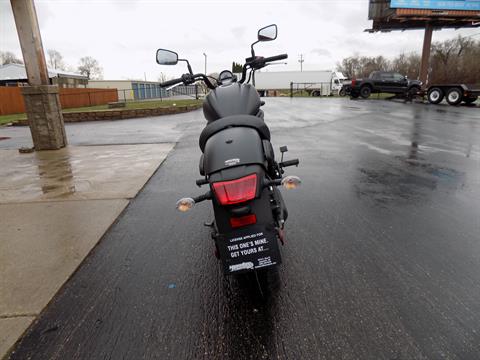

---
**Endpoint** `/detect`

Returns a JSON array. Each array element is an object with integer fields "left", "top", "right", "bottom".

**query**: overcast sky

[{"left": 1, "top": 0, "right": 479, "bottom": 80}]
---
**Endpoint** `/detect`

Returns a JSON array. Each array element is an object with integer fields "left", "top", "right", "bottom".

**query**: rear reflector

[
  {"left": 212, "top": 174, "right": 257, "bottom": 205},
  {"left": 230, "top": 214, "right": 257, "bottom": 228}
]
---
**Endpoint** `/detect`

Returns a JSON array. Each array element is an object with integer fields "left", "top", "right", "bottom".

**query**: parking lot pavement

[
  {"left": 6, "top": 98, "right": 480, "bottom": 359},
  {"left": 0, "top": 109, "right": 205, "bottom": 149}
]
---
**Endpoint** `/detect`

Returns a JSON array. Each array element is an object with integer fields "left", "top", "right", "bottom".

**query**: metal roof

[{"left": 0, "top": 63, "right": 87, "bottom": 81}]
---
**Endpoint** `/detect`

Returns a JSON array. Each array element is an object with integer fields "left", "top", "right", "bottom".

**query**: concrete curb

[{"left": 12, "top": 104, "right": 202, "bottom": 126}]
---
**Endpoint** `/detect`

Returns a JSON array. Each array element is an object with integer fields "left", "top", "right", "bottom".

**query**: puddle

[{"left": 0, "top": 144, "right": 173, "bottom": 203}]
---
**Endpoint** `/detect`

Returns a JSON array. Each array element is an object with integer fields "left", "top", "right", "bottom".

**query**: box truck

[{"left": 247, "top": 70, "right": 346, "bottom": 96}]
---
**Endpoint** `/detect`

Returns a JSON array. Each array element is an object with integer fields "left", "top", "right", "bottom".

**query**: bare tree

[
  {"left": 337, "top": 55, "right": 389, "bottom": 78},
  {"left": 430, "top": 36, "right": 480, "bottom": 84},
  {"left": 336, "top": 56, "right": 361, "bottom": 78},
  {"left": 338, "top": 35, "right": 480, "bottom": 83},
  {"left": 47, "top": 49, "right": 66, "bottom": 70},
  {"left": 0, "top": 51, "right": 23, "bottom": 65},
  {"left": 391, "top": 53, "right": 420, "bottom": 79},
  {"left": 77, "top": 56, "right": 103, "bottom": 80}
]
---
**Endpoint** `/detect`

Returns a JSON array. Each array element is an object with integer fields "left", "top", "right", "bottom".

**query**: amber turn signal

[
  {"left": 176, "top": 197, "right": 195, "bottom": 212},
  {"left": 281, "top": 176, "right": 301, "bottom": 190}
]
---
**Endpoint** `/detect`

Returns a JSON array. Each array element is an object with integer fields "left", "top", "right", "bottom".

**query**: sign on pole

[{"left": 390, "top": 0, "right": 480, "bottom": 11}]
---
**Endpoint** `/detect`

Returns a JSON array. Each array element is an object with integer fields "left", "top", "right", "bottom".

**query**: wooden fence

[
  {"left": 0, "top": 87, "right": 118, "bottom": 115},
  {"left": 0, "top": 87, "right": 24, "bottom": 115}
]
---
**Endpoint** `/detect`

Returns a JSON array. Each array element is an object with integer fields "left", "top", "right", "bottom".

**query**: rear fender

[{"left": 209, "top": 165, "right": 275, "bottom": 234}]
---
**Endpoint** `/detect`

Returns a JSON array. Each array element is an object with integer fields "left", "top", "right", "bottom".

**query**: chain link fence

[{"left": 289, "top": 82, "right": 334, "bottom": 97}]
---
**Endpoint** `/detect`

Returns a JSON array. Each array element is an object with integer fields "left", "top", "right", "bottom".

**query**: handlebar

[
  {"left": 263, "top": 54, "right": 288, "bottom": 63},
  {"left": 160, "top": 73, "right": 216, "bottom": 89},
  {"left": 161, "top": 53, "right": 288, "bottom": 87},
  {"left": 280, "top": 159, "right": 299, "bottom": 168},
  {"left": 160, "top": 77, "right": 184, "bottom": 88},
  {"left": 239, "top": 53, "right": 289, "bottom": 83}
]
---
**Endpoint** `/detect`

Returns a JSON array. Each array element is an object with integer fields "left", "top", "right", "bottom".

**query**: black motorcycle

[{"left": 157, "top": 24, "right": 301, "bottom": 276}]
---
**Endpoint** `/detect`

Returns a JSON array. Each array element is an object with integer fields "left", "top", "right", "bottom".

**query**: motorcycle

[{"left": 157, "top": 24, "right": 301, "bottom": 276}]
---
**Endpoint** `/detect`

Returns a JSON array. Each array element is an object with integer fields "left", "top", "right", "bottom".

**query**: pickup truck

[{"left": 344, "top": 71, "right": 422, "bottom": 99}]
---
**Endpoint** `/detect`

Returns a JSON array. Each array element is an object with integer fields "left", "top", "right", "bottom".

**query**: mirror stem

[
  {"left": 250, "top": 40, "right": 259, "bottom": 57},
  {"left": 179, "top": 59, "right": 194, "bottom": 75}
]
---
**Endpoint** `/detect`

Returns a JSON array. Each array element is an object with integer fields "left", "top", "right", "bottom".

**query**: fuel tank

[{"left": 203, "top": 83, "right": 261, "bottom": 122}]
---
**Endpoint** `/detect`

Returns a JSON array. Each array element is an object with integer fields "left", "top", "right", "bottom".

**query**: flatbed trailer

[{"left": 425, "top": 84, "right": 480, "bottom": 106}]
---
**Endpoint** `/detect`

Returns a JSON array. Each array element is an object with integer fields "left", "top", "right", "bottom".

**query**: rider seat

[{"left": 199, "top": 115, "right": 271, "bottom": 152}]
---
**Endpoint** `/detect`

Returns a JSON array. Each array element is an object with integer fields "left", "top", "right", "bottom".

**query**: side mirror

[
  {"left": 258, "top": 24, "right": 277, "bottom": 42},
  {"left": 156, "top": 49, "right": 178, "bottom": 65}
]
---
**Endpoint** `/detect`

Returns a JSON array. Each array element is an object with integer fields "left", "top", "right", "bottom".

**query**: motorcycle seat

[{"left": 199, "top": 114, "right": 271, "bottom": 152}]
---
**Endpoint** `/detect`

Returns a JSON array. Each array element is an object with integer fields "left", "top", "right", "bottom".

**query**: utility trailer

[{"left": 425, "top": 84, "right": 479, "bottom": 106}]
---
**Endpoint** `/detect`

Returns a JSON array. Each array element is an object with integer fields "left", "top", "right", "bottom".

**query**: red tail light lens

[
  {"left": 351, "top": 79, "right": 356, "bottom": 87},
  {"left": 230, "top": 214, "right": 257, "bottom": 228},
  {"left": 212, "top": 174, "right": 257, "bottom": 205}
]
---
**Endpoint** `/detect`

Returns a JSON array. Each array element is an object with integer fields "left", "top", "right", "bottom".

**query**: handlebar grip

[
  {"left": 264, "top": 54, "right": 288, "bottom": 63},
  {"left": 280, "top": 159, "right": 299, "bottom": 167},
  {"left": 160, "top": 78, "right": 183, "bottom": 88}
]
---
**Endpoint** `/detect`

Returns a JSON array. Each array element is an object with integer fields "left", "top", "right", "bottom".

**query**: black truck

[{"left": 343, "top": 71, "right": 422, "bottom": 99}]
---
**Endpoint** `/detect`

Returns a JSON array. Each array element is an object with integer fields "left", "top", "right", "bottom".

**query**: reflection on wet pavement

[
  {"left": 352, "top": 106, "right": 471, "bottom": 207},
  {"left": 0, "top": 144, "right": 174, "bottom": 203}
]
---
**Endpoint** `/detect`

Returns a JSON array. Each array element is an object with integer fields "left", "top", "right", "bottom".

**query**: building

[
  {"left": 87, "top": 80, "right": 201, "bottom": 101},
  {"left": 0, "top": 63, "right": 88, "bottom": 87}
]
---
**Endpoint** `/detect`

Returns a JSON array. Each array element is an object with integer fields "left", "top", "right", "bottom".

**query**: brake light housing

[
  {"left": 230, "top": 214, "right": 257, "bottom": 228},
  {"left": 212, "top": 174, "right": 257, "bottom": 205},
  {"left": 351, "top": 79, "right": 356, "bottom": 87}
]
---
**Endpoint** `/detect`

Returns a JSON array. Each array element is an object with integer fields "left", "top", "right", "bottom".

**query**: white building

[{"left": 0, "top": 63, "right": 87, "bottom": 88}]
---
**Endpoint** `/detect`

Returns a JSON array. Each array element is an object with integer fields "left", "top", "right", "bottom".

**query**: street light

[{"left": 203, "top": 52, "right": 207, "bottom": 74}]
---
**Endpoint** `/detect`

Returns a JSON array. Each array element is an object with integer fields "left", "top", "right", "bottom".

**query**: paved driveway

[{"left": 7, "top": 98, "right": 480, "bottom": 359}]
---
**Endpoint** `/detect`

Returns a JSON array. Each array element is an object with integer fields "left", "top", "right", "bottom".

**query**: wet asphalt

[{"left": 6, "top": 98, "right": 480, "bottom": 360}]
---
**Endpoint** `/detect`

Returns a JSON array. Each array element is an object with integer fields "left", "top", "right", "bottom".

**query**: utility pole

[
  {"left": 10, "top": 0, "right": 67, "bottom": 150},
  {"left": 298, "top": 54, "right": 304, "bottom": 72},
  {"left": 419, "top": 23, "right": 433, "bottom": 88},
  {"left": 203, "top": 53, "right": 207, "bottom": 75}
]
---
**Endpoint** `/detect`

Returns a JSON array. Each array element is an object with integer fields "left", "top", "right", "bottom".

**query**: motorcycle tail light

[
  {"left": 212, "top": 174, "right": 257, "bottom": 205},
  {"left": 230, "top": 214, "right": 257, "bottom": 228}
]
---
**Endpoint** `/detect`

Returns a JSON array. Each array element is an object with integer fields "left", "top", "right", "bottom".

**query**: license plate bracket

[{"left": 218, "top": 225, "right": 281, "bottom": 275}]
